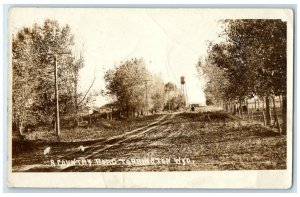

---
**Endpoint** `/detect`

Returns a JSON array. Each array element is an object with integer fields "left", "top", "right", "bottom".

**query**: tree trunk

[
  {"left": 247, "top": 109, "right": 250, "bottom": 122},
  {"left": 246, "top": 98, "right": 249, "bottom": 114},
  {"left": 262, "top": 111, "right": 266, "bottom": 126},
  {"left": 74, "top": 96, "right": 79, "bottom": 126},
  {"left": 272, "top": 96, "right": 281, "bottom": 134},
  {"left": 265, "top": 96, "right": 271, "bottom": 126},
  {"left": 19, "top": 121, "right": 24, "bottom": 136},
  {"left": 282, "top": 95, "right": 287, "bottom": 135},
  {"left": 239, "top": 100, "right": 243, "bottom": 117},
  {"left": 233, "top": 103, "right": 237, "bottom": 115},
  {"left": 111, "top": 108, "right": 113, "bottom": 120},
  {"left": 246, "top": 99, "right": 250, "bottom": 121},
  {"left": 278, "top": 95, "right": 282, "bottom": 108}
]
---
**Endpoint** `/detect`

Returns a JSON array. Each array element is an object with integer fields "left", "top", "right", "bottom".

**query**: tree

[
  {"left": 104, "top": 58, "right": 151, "bottom": 117},
  {"left": 12, "top": 27, "right": 38, "bottom": 135},
  {"left": 164, "top": 82, "right": 176, "bottom": 111},
  {"left": 12, "top": 19, "right": 83, "bottom": 134},
  {"left": 196, "top": 55, "right": 230, "bottom": 107},
  {"left": 149, "top": 75, "right": 165, "bottom": 112},
  {"left": 164, "top": 82, "right": 185, "bottom": 111},
  {"left": 198, "top": 19, "right": 287, "bottom": 133},
  {"left": 223, "top": 19, "right": 287, "bottom": 131}
]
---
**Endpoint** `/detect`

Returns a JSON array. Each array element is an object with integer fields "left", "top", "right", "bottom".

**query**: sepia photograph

[{"left": 7, "top": 7, "right": 293, "bottom": 188}]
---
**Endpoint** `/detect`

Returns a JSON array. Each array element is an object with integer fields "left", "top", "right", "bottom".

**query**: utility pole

[
  {"left": 54, "top": 55, "right": 60, "bottom": 135},
  {"left": 50, "top": 52, "right": 71, "bottom": 136},
  {"left": 143, "top": 80, "right": 151, "bottom": 115},
  {"left": 40, "top": 52, "right": 71, "bottom": 136}
]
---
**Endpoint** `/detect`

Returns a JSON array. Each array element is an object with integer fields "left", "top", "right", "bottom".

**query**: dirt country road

[{"left": 12, "top": 110, "right": 286, "bottom": 172}]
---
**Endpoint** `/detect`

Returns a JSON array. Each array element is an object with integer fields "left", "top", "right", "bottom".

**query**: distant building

[
  {"left": 78, "top": 103, "right": 116, "bottom": 117},
  {"left": 89, "top": 107, "right": 99, "bottom": 114},
  {"left": 99, "top": 103, "right": 115, "bottom": 113},
  {"left": 79, "top": 106, "right": 99, "bottom": 116}
]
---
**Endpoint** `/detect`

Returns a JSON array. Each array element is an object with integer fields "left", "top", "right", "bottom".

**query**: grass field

[{"left": 12, "top": 110, "right": 286, "bottom": 172}]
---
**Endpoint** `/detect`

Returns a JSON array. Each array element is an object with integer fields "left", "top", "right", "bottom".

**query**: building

[
  {"left": 98, "top": 103, "right": 114, "bottom": 113},
  {"left": 78, "top": 106, "right": 99, "bottom": 116}
]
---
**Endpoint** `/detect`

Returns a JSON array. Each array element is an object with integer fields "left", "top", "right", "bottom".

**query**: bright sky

[
  {"left": 9, "top": 8, "right": 290, "bottom": 107},
  {"left": 10, "top": 8, "right": 225, "bottom": 106}
]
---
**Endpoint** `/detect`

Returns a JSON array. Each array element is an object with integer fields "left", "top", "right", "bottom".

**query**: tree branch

[{"left": 77, "top": 71, "right": 96, "bottom": 106}]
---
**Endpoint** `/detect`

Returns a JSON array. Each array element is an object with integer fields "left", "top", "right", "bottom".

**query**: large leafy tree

[
  {"left": 163, "top": 82, "right": 185, "bottom": 111},
  {"left": 223, "top": 20, "right": 287, "bottom": 98},
  {"left": 12, "top": 19, "right": 83, "bottom": 134},
  {"left": 223, "top": 19, "right": 287, "bottom": 131},
  {"left": 12, "top": 27, "right": 38, "bottom": 134},
  {"left": 196, "top": 49, "right": 230, "bottom": 106},
  {"left": 149, "top": 74, "right": 165, "bottom": 112},
  {"left": 104, "top": 58, "right": 152, "bottom": 117},
  {"left": 198, "top": 19, "right": 287, "bottom": 133}
]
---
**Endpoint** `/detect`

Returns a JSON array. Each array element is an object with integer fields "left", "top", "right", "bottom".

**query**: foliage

[
  {"left": 223, "top": 19, "right": 287, "bottom": 97},
  {"left": 12, "top": 19, "right": 83, "bottom": 134},
  {"left": 164, "top": 82, "right": 186, "bottom": 111},
  {"left": 104, "top": 58, "right": 152, "bottom": 116},
  {"left": 103, "top": 59, "right": 186, "bottom": 116},
  {"left": 197, "top": 19, "right": 287, "bottom": 102},
  {"left": 197, "top": 19, "right": 287, "bottom": 132},
  {"left": 149, "top": 74, "right": 165, "bottom": 112},
  {"left": 197, "top": 55, "right": 230, "bottom": 104}
]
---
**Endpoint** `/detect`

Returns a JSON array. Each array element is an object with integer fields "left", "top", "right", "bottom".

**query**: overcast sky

[{"left": 9, "top": 8, "right": 290, "bottom": 106}]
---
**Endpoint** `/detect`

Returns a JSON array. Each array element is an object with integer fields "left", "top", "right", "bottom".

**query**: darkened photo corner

[{"left": 10, "top": 8, "right": 289, "bottom": 173}]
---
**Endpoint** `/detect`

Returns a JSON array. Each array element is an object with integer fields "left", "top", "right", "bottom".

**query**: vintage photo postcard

[{"left": 7, "top": 7, "right": 293, "bottom": 188}]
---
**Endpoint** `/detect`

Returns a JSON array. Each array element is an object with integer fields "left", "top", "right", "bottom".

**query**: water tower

[{"left": 180, "top": 76, "right": 188, "bottom": 106}]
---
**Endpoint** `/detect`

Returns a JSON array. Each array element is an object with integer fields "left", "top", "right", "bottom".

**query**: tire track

[
  {"left": 18, "top": 114, "right": 170, "bottom": 172},
  {"left": 82, "top": 114, "right": 169, "bottom": 159},
  {"left": 56, "top": 114, "right": 168, "bottom": 160}
]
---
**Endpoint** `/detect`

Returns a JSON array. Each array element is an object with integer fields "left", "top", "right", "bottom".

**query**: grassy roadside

[
  {"left": 63, "top": 111, "right": 286, "bottom": 171},
  {"left": 15, "top": 114, "right": 163, "bottom": 143},
  {"left": 12, "top": 110, "right": 287, "bottom": 171}
]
